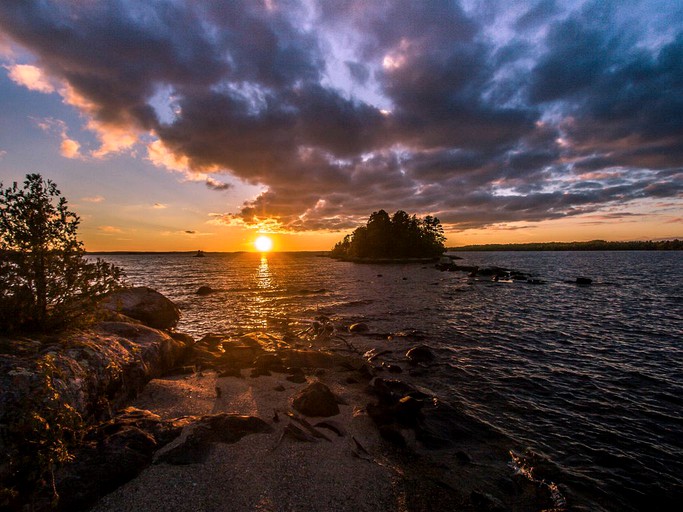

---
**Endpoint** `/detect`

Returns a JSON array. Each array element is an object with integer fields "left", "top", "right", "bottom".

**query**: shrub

[{"left": 0, "top": 173, "right": 123, "bottom": 333}]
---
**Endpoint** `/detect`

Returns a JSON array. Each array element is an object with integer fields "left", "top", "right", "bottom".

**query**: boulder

[
  {"left": 406, "top": 345, "right": 435, "bottom": 365},
  {"left": 349, "top": 322, "right": 370, "bottom": 333},
  {"left": 196, "top": 286, "right": 214, "bottom": 295},
  {"left": 101, "top": 287, "right": 180, "bottom": 329},
  {"left": 292, "top": 381, "right": 340, "bottom": 417}
]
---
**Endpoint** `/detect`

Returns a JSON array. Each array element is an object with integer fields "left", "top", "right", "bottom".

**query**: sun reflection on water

[{"left": 250, "top": 256, "right": 274, "bottom": 330}]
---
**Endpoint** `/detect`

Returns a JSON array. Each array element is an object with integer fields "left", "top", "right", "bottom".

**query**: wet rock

[
  {"left": 385, "top": 363, "right": 403, "bottom": 374},
  {"left": 198, "top": 333, "right": 225, "bottom": 351},
  {"left": 367, "top": 395, "right": 425, "bottom": 429},
  {"left": 154, "top": 414, "right": 272, "bottom": 465},
  {"left": 101, "top": 287, "right": 180, "bottom": 329},
  {"left": 379, "top": 424, "right": 407, "bottom": 448},
  {"left": 56, "top": 425, "right": 158, "bottom": 510},
  {"left": 455, "top": 451, "right": 472, "bottom": 464},
  {"left": 576, "top": 277, "right": 593, "bottom": 285},
  {"left": 280, "top": 349, "right": 344, "bottom": 369},
  {"left": 470, "top": 490, "right": 506, "bottom": 512},
  {"left": 315, "top": 419, "right": 346, "bottom": 437},
  {"left": 286, "top": 372, "right": 307, "bottom": 384},
  {"left": 349, "top": 322, "right": 370, "bottom": 333},
  {"left": 274, "top": 384, "right": 286, "bottom": 392},
  {"left": 253, "top": 353, "right": 286, "bottom": 373},
  {"left": 292, "top": 381, "right": 340, "bottom": 417},
  {"left": 196, "top": 285, "right": 214, "bottom": 295},
  {"left": 406, "top": 345, "right": 435, "bottom": 365},
  {"left": 283, "top": 423, "right": 318, "bottom": 442},
  {"left": 217, "top": 366, "right": 243, "bottom": 378}
]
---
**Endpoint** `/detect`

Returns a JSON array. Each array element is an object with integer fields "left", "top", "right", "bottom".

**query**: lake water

[{"left": 97, "top": 251, "right": 683, "bottom": 511}]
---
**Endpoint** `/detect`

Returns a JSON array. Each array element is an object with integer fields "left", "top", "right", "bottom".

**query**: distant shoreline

[
  {"left": 86, "top": 240, "right": 682, "bottom": 255},
  {"left": 449, "top": 239, "right": 682, "bottom": 251}
]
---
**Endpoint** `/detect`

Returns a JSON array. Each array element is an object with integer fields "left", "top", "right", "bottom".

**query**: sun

[{"left": 254, "top": 235, "right": 273, "bottom": 252}]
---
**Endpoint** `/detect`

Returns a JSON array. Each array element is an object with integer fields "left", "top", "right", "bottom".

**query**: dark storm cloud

[
  {"left": 345, "top": 61, "right": 370, "bottom": 85},
  {"left": 0, "top": 0, "right": 681, "bottom": 232},
  {"left": 530, "top": 2, "right": 683, "bottom": 171}
]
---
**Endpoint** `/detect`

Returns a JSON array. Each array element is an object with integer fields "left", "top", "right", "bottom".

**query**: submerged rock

[
  {"left": 101, "top": 287, "right": 180, "bottom": 329},
  {"left": 406, "top": 345, "right": 435, "bottom": 365},
  {"left": 196, "top": 285, "right": 214, "bottom": 295}
]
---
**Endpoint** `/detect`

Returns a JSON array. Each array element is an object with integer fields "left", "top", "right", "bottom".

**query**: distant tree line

[
  {"left": 331, "top": 210, "right": 445, "bottom": 260},
  {"left": 449, "top": 240, "right": 683, "bottom": 251}
]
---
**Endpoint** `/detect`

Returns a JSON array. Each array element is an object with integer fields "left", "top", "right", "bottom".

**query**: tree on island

[
  {"left": 0, "top": 173, "right": 123, "bottom": 333},
  {"left": 331, "top": 209, "right": 446, "bottom": 260}
]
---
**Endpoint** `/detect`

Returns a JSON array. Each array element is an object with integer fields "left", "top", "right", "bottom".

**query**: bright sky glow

[{"left": 0, "top": 1, "right": 680, "bottom": 251}]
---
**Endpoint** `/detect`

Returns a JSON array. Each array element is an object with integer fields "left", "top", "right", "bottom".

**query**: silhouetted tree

[
  {"left": 0, "top": 173, "right": 123, "bottom": 333},
  {"left": 331, "top": 210, "right": 446, "bottom": 260}
]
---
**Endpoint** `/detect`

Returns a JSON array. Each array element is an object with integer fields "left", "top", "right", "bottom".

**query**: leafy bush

[
  {"left": 0, "top": 174, "right": 123, "bottom": 333},
  {"left": 0, "top": 355, "right": 83, "bottom": 509}
]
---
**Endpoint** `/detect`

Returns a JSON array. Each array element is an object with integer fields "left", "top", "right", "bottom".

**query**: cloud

[
  {"left": 33, "top": 117, "right": 84, "bottom": 159},
  {"left": 82, "top": 195, "right": 105, "bottom": 203},
  {"left": 60, "top": 137, "right": 81, "bottom": 159},
  {"left": 205, "top": 177, "right": 232, "bottom": 191},
  {"left": 98, "top": 225, "right": 123, "bottom": 234},
  {"left": 1, "top": 0, "right": 681, "bottom": 232},
  {"left": 5, "top": 63, "right": 54, "bottom": 93},
  {"left": 153, "top": 202, "right": 167, "bottom": 209}
]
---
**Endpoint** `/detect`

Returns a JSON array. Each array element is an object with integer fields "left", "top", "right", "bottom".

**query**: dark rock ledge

[{"left": 0, "top": 288, "right": 196, "bottom": 511}]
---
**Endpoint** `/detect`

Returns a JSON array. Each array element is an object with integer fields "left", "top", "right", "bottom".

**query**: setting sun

[{"left": 254, "top": 235, "right": 273, "bottom": 252}]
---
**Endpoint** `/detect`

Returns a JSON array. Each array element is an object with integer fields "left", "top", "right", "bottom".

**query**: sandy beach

[{"left": 88, "top": 333, "right": 562, "bottom": 512}]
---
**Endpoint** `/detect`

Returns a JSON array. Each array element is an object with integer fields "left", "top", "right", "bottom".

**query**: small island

[{"left": 331, "top": 210, "right": 446, "bottom": 262}]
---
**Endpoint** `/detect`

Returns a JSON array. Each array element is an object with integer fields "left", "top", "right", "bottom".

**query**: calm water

[{"left": 99, "top": 251, "right": 682, "bottom": 511}]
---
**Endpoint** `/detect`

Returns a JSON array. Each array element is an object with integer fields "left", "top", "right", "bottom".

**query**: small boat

[{"left": 193, "top": 250, "right": 205, "bottom": 257}]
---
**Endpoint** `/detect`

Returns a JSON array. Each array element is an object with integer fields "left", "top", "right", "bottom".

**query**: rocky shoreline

[{"left": 1, "top": 288, "right": 571, "bottom": 511}]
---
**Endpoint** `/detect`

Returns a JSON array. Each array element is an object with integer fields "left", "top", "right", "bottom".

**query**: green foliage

[
  {"left": 0, "top": 174, "right": 123, "bottom": 333},
  {"left": 450, "top": 239, "right": 683, "bottom": 251},
  {"left": 1, "top": 355, "right": 83, "bottom": 509},
  {"left": 331, "top": 209, "right": 446, "bottom": 260}
]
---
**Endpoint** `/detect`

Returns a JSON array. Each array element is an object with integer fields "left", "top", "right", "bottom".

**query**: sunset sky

[{"left": 0, "top": 0, "right": 681, "bottom": 251}]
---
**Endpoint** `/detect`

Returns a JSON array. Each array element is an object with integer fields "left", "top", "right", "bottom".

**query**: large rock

[
  {"left": 153, "top": 414, "right": 272, "bottom": 465},
  {"left": 292, "top": 381, "right": 340, "bottom": 417},
  {"left": 56, "top": 410, "right": 270, "bottom": 510},
  {"left": 101, "top": 287, "right": 180, "bottom": 329},
  {"left": 0, "top": 322, "right": 193, "bottom": 510}
]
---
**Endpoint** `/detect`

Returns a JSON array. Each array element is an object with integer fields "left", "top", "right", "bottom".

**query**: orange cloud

[
  {"left": 60, "top": 137, "right": 82, "bottom": 159},
  {"left": 98, "top": 225, "right": 123, "bottom": 234},
  {"left": 61, "top": 85, "right": 139, "bottom": 158},
  {"left": 147, "top": 139, "right": 191, "bottom": 173},
  {"left": 82, "top": 195, "right": 105, "bottom": 203},
  {"left": 6, "top": 64, "right": 54, "bottom": 93}
]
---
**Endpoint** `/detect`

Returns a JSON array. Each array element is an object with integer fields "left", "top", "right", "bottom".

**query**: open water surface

[{"left": 99, "top": 251, "right": 682, "bottom": 511}]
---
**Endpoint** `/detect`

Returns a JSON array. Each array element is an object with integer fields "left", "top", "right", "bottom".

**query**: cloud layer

[{"left": 1, "top": 0, "right": 681, "bottom": 231}]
